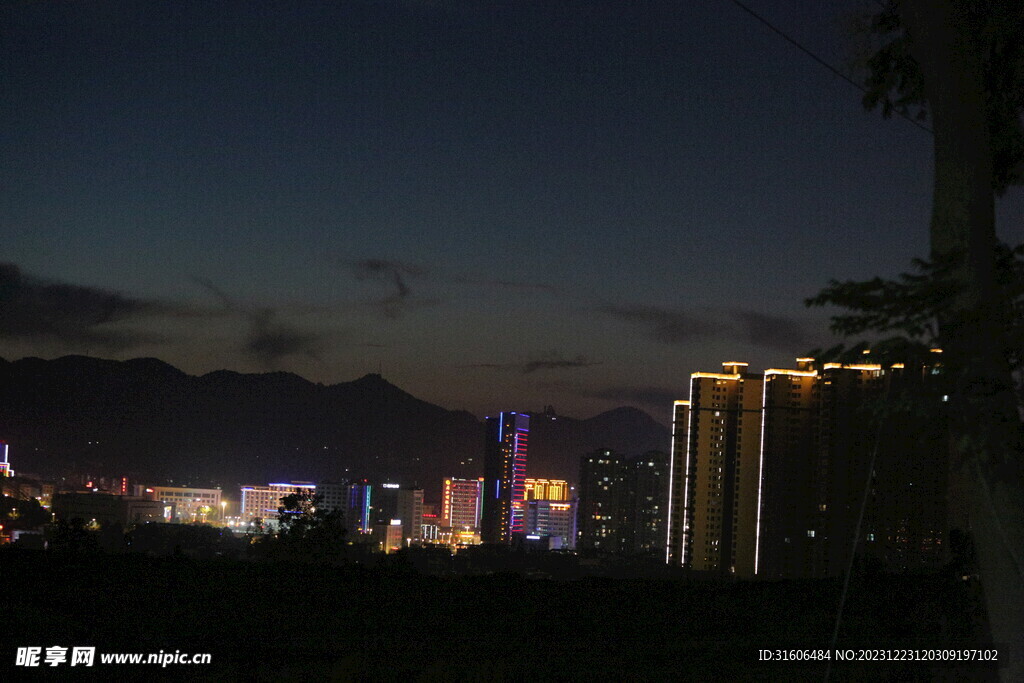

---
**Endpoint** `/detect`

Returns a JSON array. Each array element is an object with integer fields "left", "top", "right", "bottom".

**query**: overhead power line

[{"left": 726, "top": 0, "right": 933, "bottom": 135}]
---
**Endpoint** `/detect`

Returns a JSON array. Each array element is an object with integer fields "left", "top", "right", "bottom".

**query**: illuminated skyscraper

[
  {"left": 481, "top": 411, "right": 529, "bottom": 544},
  {"left": 441, "top": 477, "right": 484, "bottom": 530},
  {"left": 666, "top": 357, "right": 947, "bottom": 578},
  {"left": 0, "top": 441, "right": 12, "bottom": 477},
  {"left": 666, "top": 362, "right": 765, "bottom": 577},
  {"left": 665, "top": 401, "right": 689, "bottom": 565}
]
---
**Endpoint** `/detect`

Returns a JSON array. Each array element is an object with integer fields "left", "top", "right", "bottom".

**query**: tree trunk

[{"left": 898, "top": 2, "right": 1024, "bottom": 678}]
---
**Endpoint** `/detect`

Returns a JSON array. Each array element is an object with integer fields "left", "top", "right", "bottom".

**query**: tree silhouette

[
  {"left": 845, "top": 3, "right": 1024, "bottom": 671},
  {"left": 252, "top": 492, "right": 349, "bottom": 564}
]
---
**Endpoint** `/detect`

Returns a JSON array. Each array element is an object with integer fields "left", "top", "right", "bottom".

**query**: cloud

[
  {"left": 341, "top": 257, "right": 559, "bottom": 316},
  {"left": 452, "top": 275, "right": 558, "bottom": 295},
  {"left": 244, "top": 308, "right": 324, "bottom": 367},
  {"left": 194, "top": 278, "right": 325, "bottom": 367},
  {"left": 348, "top": 259, "right": 424, "bottom": 297},
  {"left": 732, "top": 309, "right": 817, "bottom": 351},
  {"left": 342, "top": 258, "right": 437, "bottom": 318},
  {"left": 602, "top": 303, "right": 817, "bottom": 351},
  {"left": 0, "top": 262, "right": 177, "bottom": 350},
  {"left": 601, "top": 304, "right": 727, "bottom": 343},
  {"left": 461, "top": 352, "right": 601, "bottom": 374},
  {"left": 523, "top": 355, "right": 601, "bottom": 373}
]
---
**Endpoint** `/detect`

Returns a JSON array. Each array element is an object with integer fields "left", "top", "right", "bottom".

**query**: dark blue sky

[{"left": 3, "top": 0, "right": 1023, "bottom": 419}]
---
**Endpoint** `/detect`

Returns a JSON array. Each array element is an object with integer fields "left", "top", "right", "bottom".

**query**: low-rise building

[
  {"left": 52, "top": 492, "right": 166, "bottom": 528},
  {"left": 148, "top": 486, "right": 222, "bottom": 523}
]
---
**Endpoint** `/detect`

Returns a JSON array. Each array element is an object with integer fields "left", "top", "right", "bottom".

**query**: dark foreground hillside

[{"left": 2, "top": 551, "right": 997, "bottom": 681}]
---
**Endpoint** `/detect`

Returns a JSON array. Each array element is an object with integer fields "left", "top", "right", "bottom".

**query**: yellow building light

[
  {"left": 764, "top": 369, "right": 817, "bottom": 377},
  {"left": 692, "top": 372, "right": 741, "bottom": 380},
  {"left": 822, "top": 363, "right": 882, "bottom": 371}
]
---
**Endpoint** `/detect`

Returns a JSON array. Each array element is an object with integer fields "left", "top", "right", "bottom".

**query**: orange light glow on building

[{"left": 523, "top": 478, "right": 568, "bottom": 501}]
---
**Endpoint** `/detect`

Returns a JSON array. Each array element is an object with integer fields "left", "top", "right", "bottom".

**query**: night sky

[{"left": 4, "top": 0, "right": 1023, "bottom": 420}]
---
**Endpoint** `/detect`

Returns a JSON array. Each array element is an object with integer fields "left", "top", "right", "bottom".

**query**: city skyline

[{"left": 6, "top": 1, "right": 1023, "bottom": 419}]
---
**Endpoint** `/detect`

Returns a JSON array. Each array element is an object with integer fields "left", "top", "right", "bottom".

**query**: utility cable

[{"left": 725, "top": 0, "right": 934, "bottom": 135}]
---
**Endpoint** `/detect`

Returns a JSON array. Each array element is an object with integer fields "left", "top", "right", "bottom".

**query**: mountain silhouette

[{"left": 0, "top": 356, "right": 670, "bottom": 498}]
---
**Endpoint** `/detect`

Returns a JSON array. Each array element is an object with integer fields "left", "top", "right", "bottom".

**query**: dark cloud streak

[
  {"left": 194, "top": 277, "right": 325, "bottom": 367},
  {"left": 460, "top": 353, "right": 601, "bottom": 374},
  {"left": 601, "top": 304, "right": 726, "bottom": 343},
  {"left": 342, "top": 258, "right": 435, "bottom": 318},
  {"left": 0, "top": 262, "right": 177, "bottom": 350},
  {"left": 603, "top": 303, "right": 817, "bottom": 351}
]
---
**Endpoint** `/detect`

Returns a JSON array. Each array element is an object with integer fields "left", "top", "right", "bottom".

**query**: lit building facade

[
  {"left": 524, "top": 478, "right": 568, "bottom": 501},
  {"left": 397, "top": 487, "right": 424, "bottom": 545},
  {"left": 481, "top": 412, "right": 529, "bottom": 544},
  {"left": 666, "top": 401, "right": 690, "bottom": 565},
  {"left": 441, "top": 477, "right": 484, "bottom": 530},
  {"left": 666, "top": 357, "right": 948, "bottom": 579},
  {"left": 667, "top": 362, "right": 765, "bottom": 576},
  {"left": 0, "top": 441, "right": 12, "bottom": 477},
  {"left": 372, "top": 520, "right": 404, "bottom": 553},
  {"left": 524, "top": 499, "right": 577, "bottom": 549},
  {"left": 240, "top": 482, "right": 316, "bottom": 524},
  {"left": 149, "top": 486, "right": 222, "bottom": 523}
]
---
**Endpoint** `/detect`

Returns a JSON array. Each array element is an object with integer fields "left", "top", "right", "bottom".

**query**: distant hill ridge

[{"left": 0, "top": 356, "right": 670, "bottom": 494}]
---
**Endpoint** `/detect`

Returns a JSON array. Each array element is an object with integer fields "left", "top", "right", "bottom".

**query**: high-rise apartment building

[
  {"left": 577, "top": 449, "right": 671, "bottom": 556},
  {"left": 624, "top": 450, "right": 670, "bottom": 557},
  {"left": 577, "top": 449, "right": 628, "bottom": 552},
  {"left": 441, "top": 477, "right": 484, "bottom": 530},
  {"left": 481, "top": 412, "right": 530, "bottom": 544},
  {"left": 666, "top": 401, "right": 690, "bottom": 565},
  {"left": 666, "top": 357, "right": 947, "bottom": 578},
  {"left": 811, "top": 360, "right": 947, "bottom": 576},
  {"left": 672, "top": 362, "right": 764, "bottom": 576},
  {"left": 755, "top": 359, "right": 820, "bottom": 578}
]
